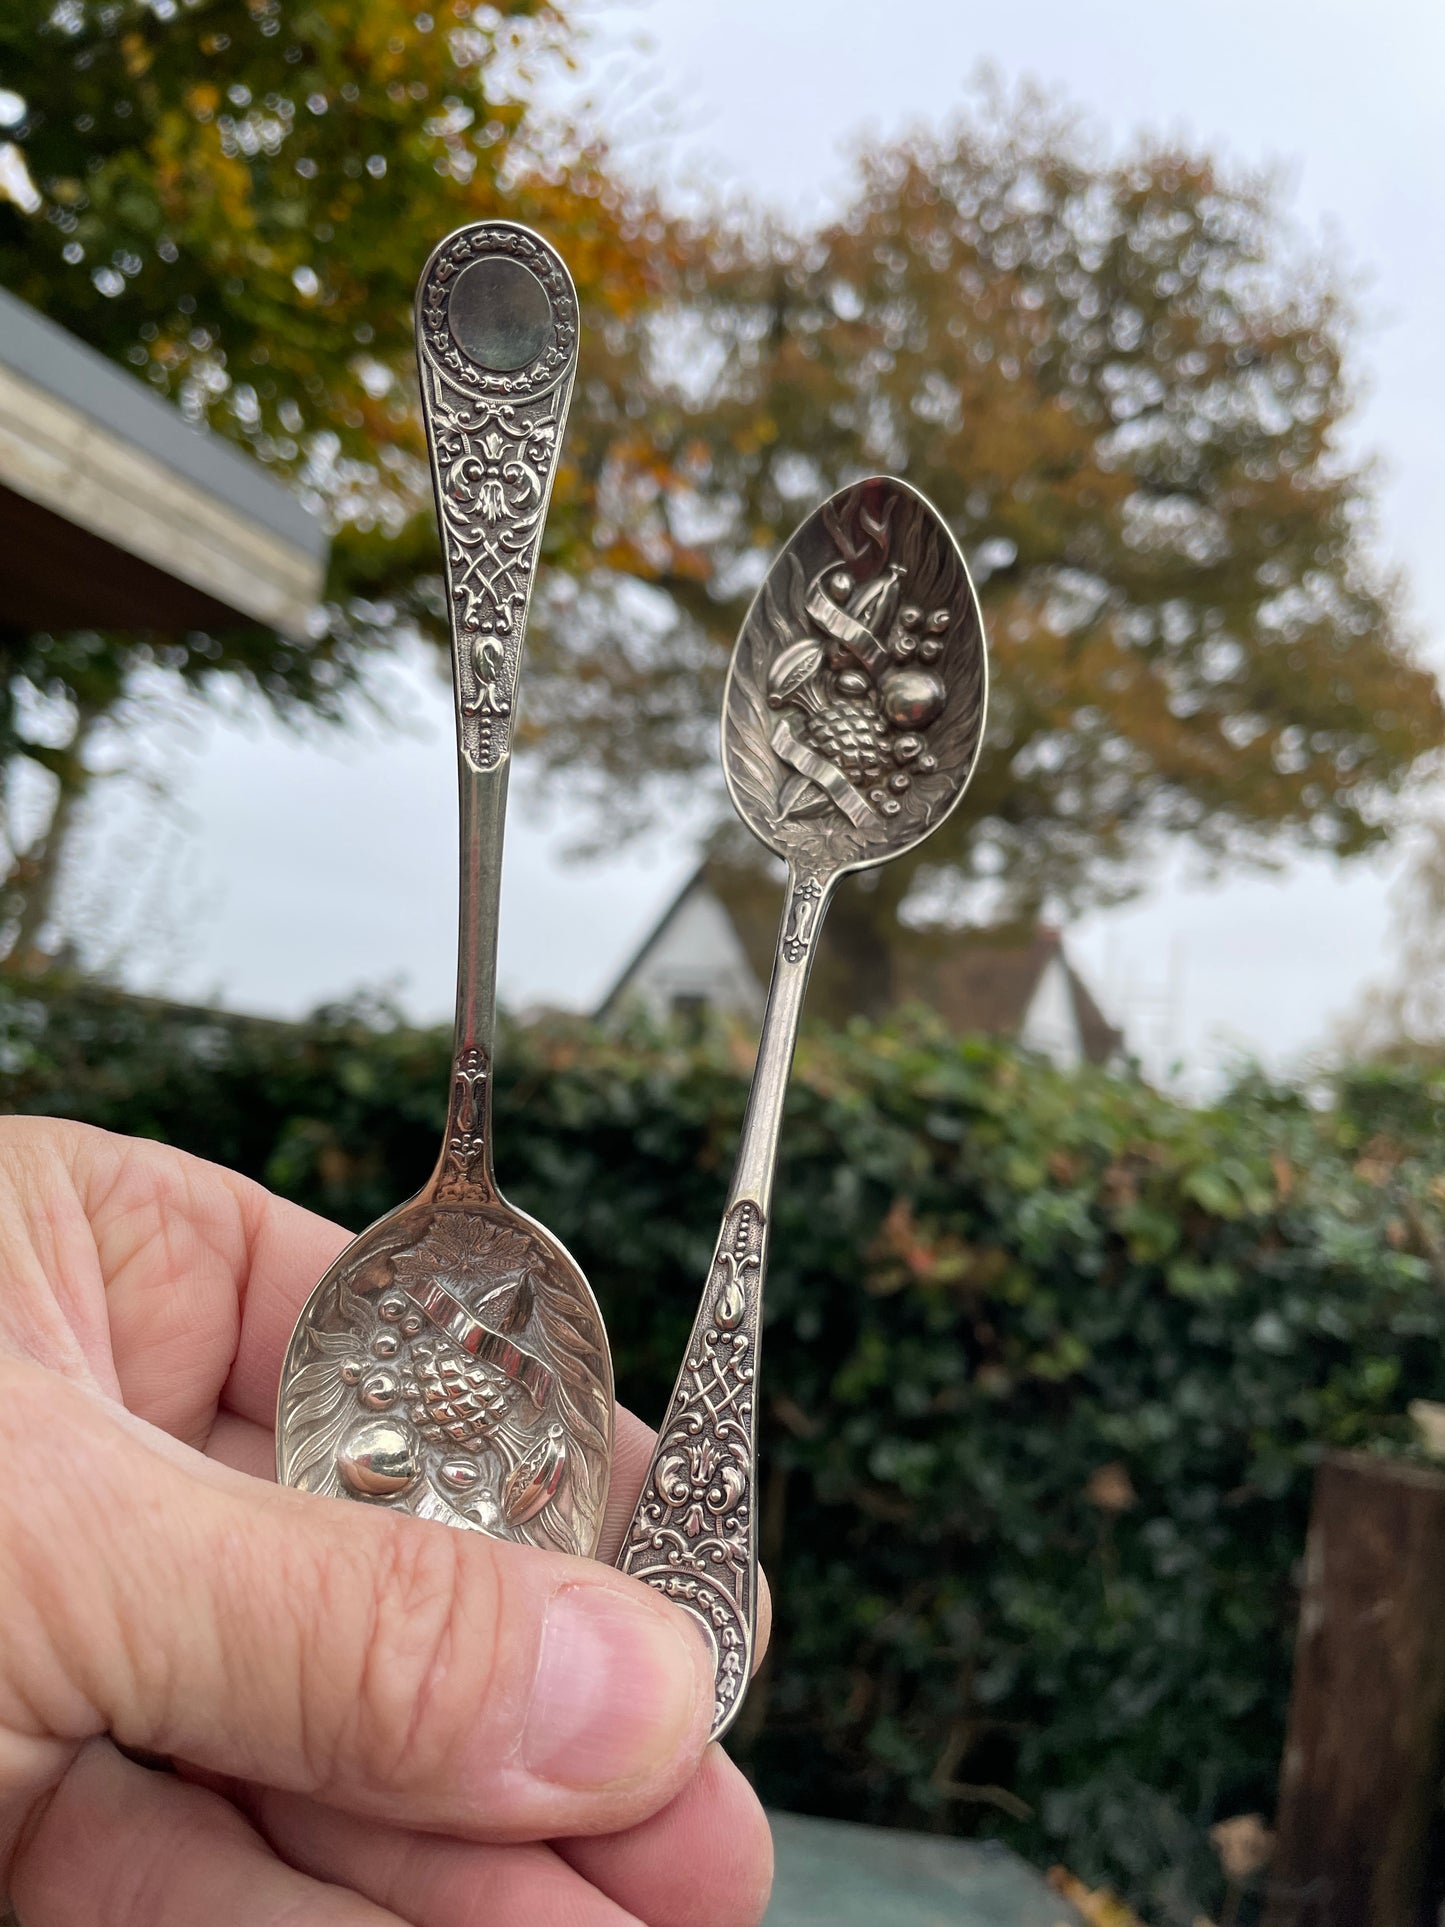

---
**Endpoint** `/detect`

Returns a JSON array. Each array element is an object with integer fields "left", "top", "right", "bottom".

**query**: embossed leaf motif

[
  {"left": 706, "top": 1461, "right": 747, "bottom": 1517},
  {"left": 479, "top": 1271, "right": 534, "bottom": 1335},
  {"left": 656, "top": 1449, "right": 693, "bottom": 1506},
  {"left": 472, "top": 430, "right": 507, "bottom": 522},
  {"left": 427, "top": 389, "right": 561, "bottom": 755},
  {"left": 682, "top": 1501, "right": 707, "bottom": 1539}
]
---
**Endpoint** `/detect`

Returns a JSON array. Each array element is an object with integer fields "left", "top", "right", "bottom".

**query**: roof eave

[{"left": 0, "top": 285, "right": 327, "bottom": 638}]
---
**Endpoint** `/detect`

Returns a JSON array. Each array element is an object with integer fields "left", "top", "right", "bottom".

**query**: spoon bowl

[
  {"left": 278, "top": 1191, "right": 611, "bottom": 1555},
  {"left": 723, "top": 477, "right": 987, "bottom": 875}
]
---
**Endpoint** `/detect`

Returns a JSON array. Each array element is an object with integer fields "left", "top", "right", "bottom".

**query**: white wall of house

[
  {"left": 613, "top": 880, "right": 764, "bottom": 1023},
  {"left": 1018, "top": 955, "right": 1084, "bottom": 1069}
]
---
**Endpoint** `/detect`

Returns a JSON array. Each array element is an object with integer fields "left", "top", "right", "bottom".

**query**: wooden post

[{"left": 1267, "top": 1452, "right": 1445, "bottom": 1927}]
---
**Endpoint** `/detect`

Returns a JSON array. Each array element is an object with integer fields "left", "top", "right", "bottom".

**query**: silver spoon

[
  {"left": 617, "top": 477, "right": 988, "bottom": 1736},
  {"left": 276, "top": 223, "right": 613, "bottom": 1558}
]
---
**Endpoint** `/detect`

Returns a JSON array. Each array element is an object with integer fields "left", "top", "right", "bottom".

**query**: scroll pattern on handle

[
  {"left": 416, "top": 223, "right": 578, "bottom": 772},
  {"left": 434, "top": 1045, "right": 491, "bottom": 1204},
  {"left": 619, "top": 1200, "right": 764, "bottom": 1737}
]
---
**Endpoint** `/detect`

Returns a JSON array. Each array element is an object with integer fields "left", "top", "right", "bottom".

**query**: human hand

[{"left": 0, "top": 1118, "right": 773, "bottom": 1925}]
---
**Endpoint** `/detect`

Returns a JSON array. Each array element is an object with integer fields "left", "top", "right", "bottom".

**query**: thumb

[{"left": 1, "top": 1363, "right": 713, "bottom": 1840}]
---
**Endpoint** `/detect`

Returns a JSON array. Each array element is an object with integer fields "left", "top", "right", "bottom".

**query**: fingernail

[{"left": 523, "top": 1583, "right": 709, "bottom": 1789}]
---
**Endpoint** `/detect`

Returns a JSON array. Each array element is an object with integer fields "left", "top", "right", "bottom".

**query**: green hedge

[{"left": 4, "top": 980, "right": 1445, "bottom": 1919}]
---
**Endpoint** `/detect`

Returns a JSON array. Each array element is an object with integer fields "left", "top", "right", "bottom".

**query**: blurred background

[
  {"left": 2, "top": 0, "right": 1443, "bottom": 1084},
  {"left": 3, "top": 3, "right": 1445, "bottom": 1921}
]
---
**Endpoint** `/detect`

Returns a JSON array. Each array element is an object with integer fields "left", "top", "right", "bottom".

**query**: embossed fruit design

[
  {"left": 879, "top": 666, "right": 945, "bottom": 731},
  {"left": 802, "top": 691, "right": 890, "bottom": 784},
  {"left": 281, "top": 1193, "right": 614, "bottom": 1559},
  {"left": 337, "top": 1417, "right": 419, "bottom": 1498},
  {"left": 760, "top": 520, "right": 956, "bottom": 826},
  {"left": 766, "top": 639, "right": 826, "bottom": 711},
  {"left": 501, "top": 1423, "right": 568, "bottom": 1525},
  {"left": 408, "top": 1340, "right": 512, "bottom": 1447},
  {"left": 820, "top": 562, "right": 904, "bottom": 668}
]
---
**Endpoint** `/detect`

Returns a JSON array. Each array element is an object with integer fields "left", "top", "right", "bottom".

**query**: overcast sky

[{"left": 103, "top": 0, "right": 1445, "bottom": 1087}]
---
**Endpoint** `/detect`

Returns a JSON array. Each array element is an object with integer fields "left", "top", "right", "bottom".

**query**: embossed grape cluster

[
  {"left": 408, "top": 1342, "right": 512, "bottom": 1447},
  {"left": 768, "top": 563, "right": 950, "bottom": 818}
]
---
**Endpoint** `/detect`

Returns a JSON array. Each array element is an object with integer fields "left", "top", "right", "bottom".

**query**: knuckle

[
  {"left": 325, "top": 1517, "right": 498, "bottom": 1798},
  {"left": 0, "top": 1113, "right": 67, "bottom": 1164},
  {"left": 684, "top": 1755, "right": 776, "bottom": 1927},
  {"left": 711, "top": 1798, "right": 776, "bottom": 1927},
  {"left": 0, "top": 1365, "right": 109, "bottom": 1742},
  {"left": 0, "top": 1115, "right": 93, "bottom": 1202}
]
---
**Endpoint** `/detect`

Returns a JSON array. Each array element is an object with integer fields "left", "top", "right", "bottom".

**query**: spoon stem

[
  {"left": 618, "top": 861, "right": 837, "bottom": 1738},
  {"left": 433, "top": 760, "right": 509, "bottom": 1204},
  {"left": 729, "top": 864, "right": 834, "bottom": 1207}
]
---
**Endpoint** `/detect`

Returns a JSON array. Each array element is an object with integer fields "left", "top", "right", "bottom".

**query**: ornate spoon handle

[
  {"left": 617, "top": 863, "right": 837, "bottom": 1739},
  {"left": 414, "top": 222, "right": 578, "bottom": 1201}
]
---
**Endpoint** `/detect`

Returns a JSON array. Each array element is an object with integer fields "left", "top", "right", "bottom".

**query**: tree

[
  {"left": 3, "top": 37, "right": 1438, "bottom": 995},
  {"left": 0, "top": 0, "right": 659, "bottom": 962},
  {"left": 513, "top": 89, "right": 1444, "bottom": 989},
  {"left": 1342, "top": 811, "right": 1445, "bottom": 1060}
]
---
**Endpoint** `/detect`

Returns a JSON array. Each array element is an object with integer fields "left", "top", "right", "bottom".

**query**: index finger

[{"left": 220, "top": 1183, "right": 352, "bottom": 1427}]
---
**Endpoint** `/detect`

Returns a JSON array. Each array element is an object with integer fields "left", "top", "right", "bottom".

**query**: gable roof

[
  {"left": 1065, "top": 955, "right": 1124, "bottom": 1066},
  {"left": 895, "top": 926, "right": 1059, "bottom": 1035},
  {"left": 893, "top": 925, "right": 1121, "bottom": 1062},
  {"left": 598, "top": 858, "right": 1124, "bottom": 1063}
]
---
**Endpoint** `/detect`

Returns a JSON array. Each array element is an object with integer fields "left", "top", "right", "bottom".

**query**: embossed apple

[
  {"left": 879, "top": 666, "right": 946, "bottom": 731},
  {"left": 337, "top": 1417, "right": 419, "bottom": 1498}
]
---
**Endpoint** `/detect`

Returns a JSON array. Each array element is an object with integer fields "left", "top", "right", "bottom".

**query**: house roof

[
  {"left": 896, "top": 925, "right": 1123, "bottom": 1063},
  {"left": 0, "top": 283, "right": 327, "bottom": 637},
  {"left": 893, "top": 921, "right": 1117, "bottom": 1063},
  {"left": 600, "top": 857, "right": 1124, "bottom": 1063},
  {"left": 895, "top": 926, "right": 1059, "bottom": 1035},
  {"left": 1065, "top": 953, "right": 1125, "bottom": 1066}
]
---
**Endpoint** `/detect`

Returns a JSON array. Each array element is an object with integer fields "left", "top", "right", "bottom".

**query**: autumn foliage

[
  {"left": 2, "top": 19, "right": 1439, "bottom": 962},
  {"left": 522, "top": 101, "right": 1442, "bottom": 931}
]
